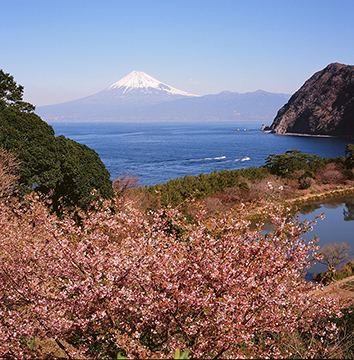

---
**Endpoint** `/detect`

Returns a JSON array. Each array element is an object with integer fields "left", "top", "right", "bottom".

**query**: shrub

[
  {"left": 343, "top": 168, "right": 354, "bottom": 180},
  {"left": 321, "top": 169, "right": 344, "bottom": 184},
  {"left": 113, "top": 174, "right": 140, "bottom": 195},
  {"left": 148, "top": 167, "right": 270, "bottom": 207},
  {"left": 299, "top": 177, "right": 314, "bottom": 190},
  {"left": 345, "top": 144, "right": 354, "bottom": 168},
  {"left": 238, "top": 181, "right": 250, "bottom": 192}
]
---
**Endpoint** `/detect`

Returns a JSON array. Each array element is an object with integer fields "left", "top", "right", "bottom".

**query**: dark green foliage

[
  {"left": 148, "top": 170, "right": 236, "bottom": 206},
  {"left": 313, "top": 270, "right": 332, "bottom": 284},
  {"left": 0, "top": 69, "right": 35, "bottom": 112},
  {"left": 335, "top": 155, "right": 345, "bottom": 164},
  {"left": 237, "top": 166, "right": 269, "bottom": 181},
  {"left": 265, "top": 149, "right": 327, "bottom": 177},
  {"left": 148, "top": 166, "right": 269, "bottom": 207},
  {"left": 300, "top": 170, "right": 314, "bottom": 179},
  {"left": 0, "top": 72, "right": 113, "bottom": 209},
  {"left": 345, "top": 143, "right": 354, "bottom": 168},
  {"left": 343, "top": 168, "right": 354, "bottom": 180},
  {"left": 0, "top": 103, "right": 57, "bottom": 191},
  {"left": 51, "top": 136, "right": 114, "bottom": 209},
  {"left": 238, "top": 181, "right": 250, "bottom": 192}
]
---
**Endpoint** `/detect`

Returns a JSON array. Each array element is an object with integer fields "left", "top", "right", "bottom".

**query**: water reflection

[
  {"left": 343, "top": 202, "right": 354, "bottom": 221},
  {"left": 298, "top": 195, "right": 354, "bottom": 221},
  {"left": 250, "top": 195, "right": 354, "bottom": 280},
  {"left": 297, "top": 203, "right": 322, "bottom": 215},
  {"left": 297, "top": 195, "right": 354, "bottom": 278}
]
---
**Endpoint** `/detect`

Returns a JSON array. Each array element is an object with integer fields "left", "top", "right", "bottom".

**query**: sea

[
  {"left": 50, "top": 120, "right": 353, "bottom": 186},
  {"left": 50, "top": 120, "right": 354, "bottom": 279}
]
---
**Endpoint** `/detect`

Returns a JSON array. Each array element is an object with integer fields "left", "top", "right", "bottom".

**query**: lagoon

[{"left": 299, "top": 195, "right": 354, "bottom": 279}]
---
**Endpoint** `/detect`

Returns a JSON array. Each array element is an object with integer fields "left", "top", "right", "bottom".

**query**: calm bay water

[
  {"left": 299, "top": 196, "right": 354, "bottom": 277},
  {"left": 50, "top": 121, "right": 352, "bottom": 186},
  {"left": 50, "top": 120, "right": 354, "bottom": 279}
]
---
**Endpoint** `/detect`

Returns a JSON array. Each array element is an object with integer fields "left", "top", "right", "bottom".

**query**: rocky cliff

[{"left": 270, "top": 63, "right": 354, "bottom": 136}]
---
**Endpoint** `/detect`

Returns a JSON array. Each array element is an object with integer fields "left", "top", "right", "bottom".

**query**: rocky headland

[{"left": 269, "top": 62, "right": 354, "bottom": 137}]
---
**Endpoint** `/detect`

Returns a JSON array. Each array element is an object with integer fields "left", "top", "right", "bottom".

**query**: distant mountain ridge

[
  {"left": 37, "top": 71, "right": 290, "bottom": 122},
  {"left": 270, "top": 63, "right": 354, "bottom": 136},
  {"left": 138, "top": 89, "right": 290, "bottom": 122}
]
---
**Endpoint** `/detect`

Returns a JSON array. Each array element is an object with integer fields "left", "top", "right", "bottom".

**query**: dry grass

[{"left": 313, "top": 275, "right": 354, "bottom": 303}]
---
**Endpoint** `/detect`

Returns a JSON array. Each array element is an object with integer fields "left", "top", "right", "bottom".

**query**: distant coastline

[
  {"left": 261, "top": 127, "right": 354, "bottom": 140},
  {"left": 274, "top": 132, "right": 333, "bottom": 138}
]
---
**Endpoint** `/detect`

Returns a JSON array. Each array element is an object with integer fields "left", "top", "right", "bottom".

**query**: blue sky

[{"left": 1, "top": 0, "right": 354, "bottom": 106}]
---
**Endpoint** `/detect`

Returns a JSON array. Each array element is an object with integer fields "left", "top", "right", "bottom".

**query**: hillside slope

[{"left": 270, "top": 63, "right": 354, "bottom": 136}]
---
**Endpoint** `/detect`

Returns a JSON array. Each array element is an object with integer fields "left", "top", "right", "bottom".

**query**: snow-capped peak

[{"left": 107, "top": 70, "right": 198, "bottom": 97}]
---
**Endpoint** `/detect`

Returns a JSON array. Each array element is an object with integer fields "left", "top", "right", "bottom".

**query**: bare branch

[
  {"left": 112, "top": 174, "right": 140, "bottom": 194},
  {"left": 0, "top": 148, "right": 21, "bottom": 197},
  {"left": 318, "top": 242, "right": 351, "bottom": 270}
]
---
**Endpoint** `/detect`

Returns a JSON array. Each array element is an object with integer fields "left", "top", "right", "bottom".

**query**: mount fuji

[
  {"left": 107, "top": 70, "right": 197, "bottom": 97},
  {"left": 37, "top": 71, "right": 290, "bottom": 122},
  {"left": 84, "top": 70, "right": 199, "bottom": 107}
]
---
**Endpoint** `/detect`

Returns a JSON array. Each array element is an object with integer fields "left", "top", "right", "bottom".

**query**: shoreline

[
  {"left": 247, "top": 184, "right": 354, "bottom": 219},
  {"left": 263, "top": 129, "right": 354, "bottom": 140},
  {"left": 287, "top": 185, "right": 354, "bottom": 206},
  {"left": 311, "top": 274, "right": 354, "bottom": 303},
  {"left": 275, "top": 132, "right": 334, "bottom": 138}
]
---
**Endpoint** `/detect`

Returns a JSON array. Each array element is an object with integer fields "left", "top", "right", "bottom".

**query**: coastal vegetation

[
  {"left": 146, "top": 148, "right": 353, "bottom": 215},
  {"left": 0, "top": 70, "right": 113, "bottom": 211},
  {"left": 2, "top": 70, "right": 354, "bottom": 358}
]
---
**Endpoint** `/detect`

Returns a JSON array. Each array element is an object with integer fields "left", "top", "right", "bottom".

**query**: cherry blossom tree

[{"left": 0, "top": 194, "right": 346, "bottom": 358}]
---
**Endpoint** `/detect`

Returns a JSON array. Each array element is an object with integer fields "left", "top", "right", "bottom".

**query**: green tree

[
  {"left": 265, "top": 150, "right": 326, "bottom": 177},
  {"left": 0, "top": 69, "right": 35, "bottom": 112},
  {"left": 0, "top": 71, "right": 113, "bottom": 209},
  {"left": 345, "top": 143, "right": 354, "bottom": 168},
  {"left": 52, "top": 136, "right": 113, "bottom": 209}
]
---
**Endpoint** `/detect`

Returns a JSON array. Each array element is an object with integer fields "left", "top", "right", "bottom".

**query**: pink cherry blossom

[{"left": 0, "top": 193, "right": 346, "bottom": 358}]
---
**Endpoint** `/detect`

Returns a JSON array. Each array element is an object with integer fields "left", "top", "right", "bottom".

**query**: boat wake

[
  {"left": 187, "top": 155, "right": 251, "bottom": 163},
  {"left": 188, "top": 155, "right": 227, "bottom": 162},
  {"left": 234, "top": 156, "right": 251, "bottom": 162}
]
